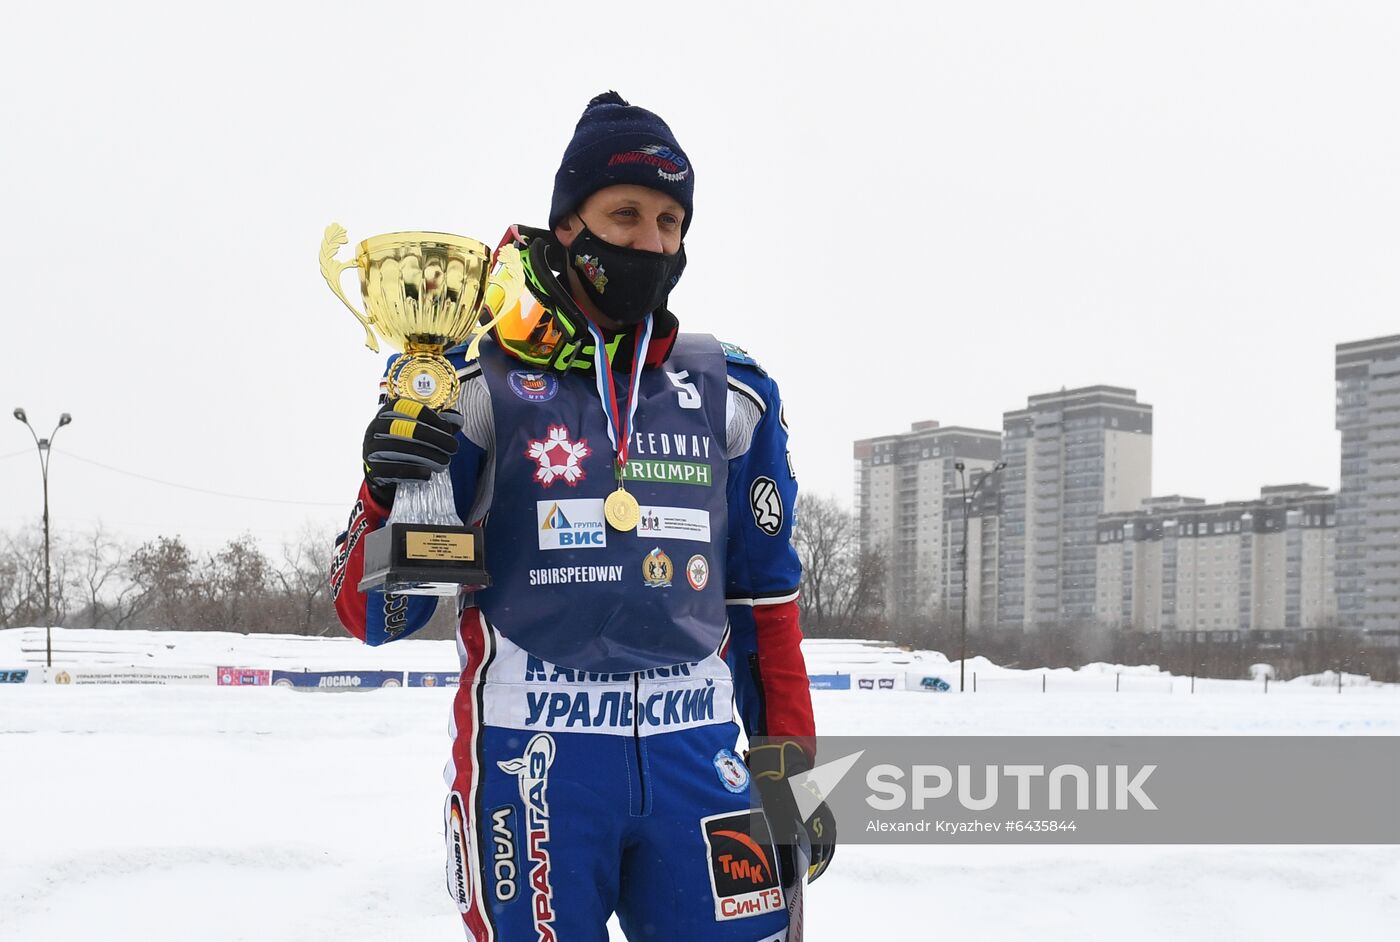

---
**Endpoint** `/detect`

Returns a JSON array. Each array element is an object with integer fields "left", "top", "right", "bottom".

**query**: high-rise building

[
  {"left": 853, "top": 422, "right": 1001, "bottom": 620},
  {"left": 999, "top": 387, "right": 1153, "bottom": 630},
  {"left": 1096, "top": 486, "right": 1336, "bottom": 636},
  {"left": 1336, "top": 335, "right": 1400, "bottom": 643}
]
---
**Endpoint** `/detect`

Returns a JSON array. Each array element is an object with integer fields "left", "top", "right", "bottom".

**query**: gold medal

[
  {"left": 587, "top": 319, "right": 654, "bottom": 534},
  {"left": 605, "top": 486, "right": 641, "bottom": 532}
]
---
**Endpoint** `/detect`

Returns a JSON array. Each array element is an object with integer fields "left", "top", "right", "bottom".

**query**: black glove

[
  {"left": 748, "top": 740, "right": 837, "bottom": 886},
  {"left": 362, "top": 398, "right": 464, "bottom": 508}
]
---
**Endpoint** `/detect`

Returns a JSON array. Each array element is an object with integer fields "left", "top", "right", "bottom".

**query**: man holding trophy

[{"left": 329, "top": 92, "right": 833, "bottom": 941}]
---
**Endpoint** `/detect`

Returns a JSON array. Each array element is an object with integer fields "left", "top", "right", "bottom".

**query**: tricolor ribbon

[{"left": 587, "top": 314, "right": 654, "bottom": 477}]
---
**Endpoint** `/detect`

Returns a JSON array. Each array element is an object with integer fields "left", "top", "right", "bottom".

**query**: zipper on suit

[{"left": 632, "top": 672, "right": 650, "bottom": 816}]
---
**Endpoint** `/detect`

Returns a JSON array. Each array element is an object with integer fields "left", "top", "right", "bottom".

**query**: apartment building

[
  {"left": 853, "top": 422, "right": 1001, "bottom": 619},
  {"left": 1336, "top": 334, "right": 1400, "bottom": 643},
  {"left": 1096, "top": 486, "right": 1337, "bottom": 635},
  {"left": 999, "top": 387, "right": 1153, "bottom": 630}
]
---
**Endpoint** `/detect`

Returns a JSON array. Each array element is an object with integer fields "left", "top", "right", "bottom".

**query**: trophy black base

[{"left": 358, "top": 523, "right": 490, "bottom": 597}]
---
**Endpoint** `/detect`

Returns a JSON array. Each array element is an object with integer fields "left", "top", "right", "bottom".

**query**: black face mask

[{"left": 568, "top": 225, "right": 686, "bottom": 328}]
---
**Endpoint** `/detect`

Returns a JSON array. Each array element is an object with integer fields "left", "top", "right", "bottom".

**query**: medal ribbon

[{"left": 587, "top": 314, "right": 654, "bottom": 478}]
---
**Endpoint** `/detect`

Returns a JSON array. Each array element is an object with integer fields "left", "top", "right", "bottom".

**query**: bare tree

[
  {"left": 0, "top": 530, "right": 44, "bottom": 628},
  {"left": 0, "top": 527, "right": 70, "bottom": 628},
  {"left": 128, "top": 535, "right": 198, "bottom": 629},
  {"left": 202, "top": 534, "right": 272, "bottom": 632},
  {"left": 793, "top": 494, "right": 850, "bottom": 630},
  {"left": 0, "top": 521, "right": 525, "bottom": 643},
  {"left": 68, "top": 524, "right": 149, "bottom": 628},
  {"left": 272, "top": 525, "right": 338, "bottom": 635},
  {"left": 844, "top": 547, "right": 888, "bottom": 636},
  {"left": 794, "top": 494, "right": 888, "bottom": 638}
]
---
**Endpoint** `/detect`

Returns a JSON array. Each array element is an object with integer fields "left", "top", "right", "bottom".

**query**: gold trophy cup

[{"left": 320, "top": 223, "right": 524, "bottom": 596}]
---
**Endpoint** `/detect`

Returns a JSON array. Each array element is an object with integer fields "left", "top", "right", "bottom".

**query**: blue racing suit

[{"left": 333, "top": 266, "right": 812, "bottom": 941}]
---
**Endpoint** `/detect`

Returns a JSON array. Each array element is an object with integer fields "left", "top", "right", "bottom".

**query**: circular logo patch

[
  {"left": 714, "top": 748, "right": 749, "bottom": 793},
  {"left": 508, "top": 370, "right": 559, "bottom": 402},
  {"left": 686, "top": 554, "right": 709, "bottom": 591},
  {"left": 412, "top": 372, "right": 438, "bottom": 398}
]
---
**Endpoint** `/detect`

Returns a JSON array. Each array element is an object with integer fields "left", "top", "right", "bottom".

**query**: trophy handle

[
  {"left": 465, "top": 244, "right": 526, "bottom": 361},
  {"left": 319, "top": 222, "right": 379, "bottom": 353}
]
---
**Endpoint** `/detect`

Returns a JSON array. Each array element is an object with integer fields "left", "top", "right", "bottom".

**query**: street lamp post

[
  {"left": 955, "top": 460, "right": 1006, "bottom": 692},
  {"left": 13, "top": 408, "right": 72, "bottom": 668}
]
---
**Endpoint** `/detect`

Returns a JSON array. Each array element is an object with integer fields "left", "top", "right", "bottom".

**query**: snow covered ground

[{"left": 2, "top": 628, "right": 1398, "bottom": 940}]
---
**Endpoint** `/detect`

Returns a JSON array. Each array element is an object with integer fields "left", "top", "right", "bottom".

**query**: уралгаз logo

[{"left": 608, "top": 144, "right": 691, "bottom": 183}]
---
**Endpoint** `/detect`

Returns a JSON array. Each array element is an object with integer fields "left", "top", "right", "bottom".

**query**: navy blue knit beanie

[{"left": 549, "top": 92, "right": 694, "bottom": 235}]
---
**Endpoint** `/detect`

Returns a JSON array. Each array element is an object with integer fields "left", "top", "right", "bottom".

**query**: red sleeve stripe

[
  {"left": 331, "top": 481, "right": 390, "bottom": 643},
  {"left": 752, "top": 598, "right": 816, "bottom": 747}
]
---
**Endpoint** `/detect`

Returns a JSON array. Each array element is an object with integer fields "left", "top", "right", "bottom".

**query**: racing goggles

[{"left": 489, "top": 289, "right": 574, "bottom": 367}]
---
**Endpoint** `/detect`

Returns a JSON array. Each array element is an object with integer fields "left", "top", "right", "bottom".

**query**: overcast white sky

[{"left": 3, "top": 1, "right": 1397, "bottom": 555}]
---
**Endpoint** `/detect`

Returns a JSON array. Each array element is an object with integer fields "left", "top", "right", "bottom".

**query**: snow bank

[{"left": 3, "top": 628, "right": 1394, "bottom": 695}]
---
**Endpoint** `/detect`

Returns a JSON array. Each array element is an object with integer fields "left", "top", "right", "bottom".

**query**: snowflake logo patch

[{"left": 526, "top": 425, "right": 591, "bottom": 487}]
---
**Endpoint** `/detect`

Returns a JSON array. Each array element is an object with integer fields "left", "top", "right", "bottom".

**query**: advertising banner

[
  {"left": 808, "top": 674, "right": 852, "bottom": 691},
  {"left": 45, "top": 667, "right": 217, "bottom": 686},
  {"left": 217, "top": 667, "right": 272, "bottom": 686},
  {"left": 270, "top": 670, "right": 404, "bottom": 690},
  {"left": 0, "top": 668, "right": 33, "bottom": 684},
  {"left": 406, "top": 671, "right": 460, "bottom": 688},
  {"left": 852, "top": 673, "right": 901, "bottom": 692},
  {"left": 907, "top": 673, "right": 952, "bottom": 692}
]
